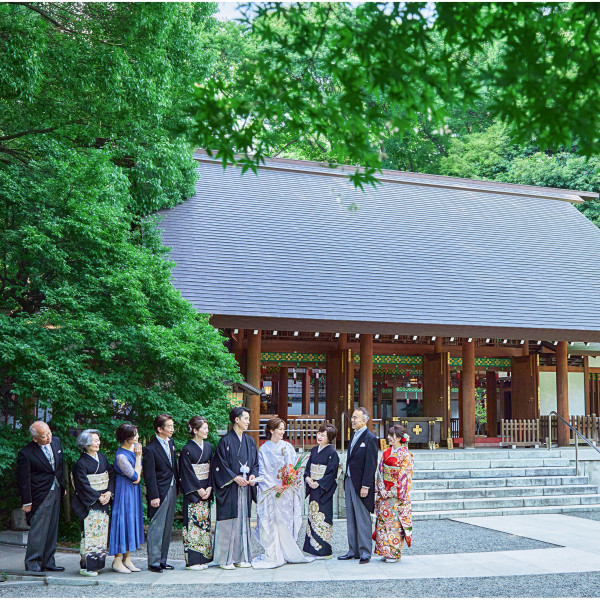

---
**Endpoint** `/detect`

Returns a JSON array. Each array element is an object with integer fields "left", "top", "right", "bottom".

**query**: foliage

[
  {"left": 191, "top": 2, "right": 600, "bottom": 186},
  {"left": 0, "top": 2, "right": 240, "bottom": 521}
]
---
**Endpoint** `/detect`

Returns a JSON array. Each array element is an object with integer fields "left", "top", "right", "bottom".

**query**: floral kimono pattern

[
  {"left": 182, "top": 500, "right": 213, "bottom": 564},
  {"left": 373, "top": 446, "right": 414, "bottom": 560}
]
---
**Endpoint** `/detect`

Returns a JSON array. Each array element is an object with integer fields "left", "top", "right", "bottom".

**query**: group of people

[{"left": 16, "top": 405, "right": 413, "bottom": 577}]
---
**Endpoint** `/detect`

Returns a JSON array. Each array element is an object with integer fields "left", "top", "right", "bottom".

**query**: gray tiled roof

[{"left": 158, "top": 157, "right": 600, "bottom": 341}]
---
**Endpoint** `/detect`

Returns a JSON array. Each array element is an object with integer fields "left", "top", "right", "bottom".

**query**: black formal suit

[
  {"left": 142, "top": 436, "right": 179, "bottom": 520},
  {"left": 143, "top": 435, "right": 179, "bottom": 568},
  {"left": 17, "top": 436, "right": 66, "bottom": 570},
  {"left": 342, "top": 426, "right": 379, "bottom": 561},
  {"left": 17, "top": 437, "right": 66, "bottom": 522},
  {"left": 346, "top": 427, "right": 379, "bottom": 513}
]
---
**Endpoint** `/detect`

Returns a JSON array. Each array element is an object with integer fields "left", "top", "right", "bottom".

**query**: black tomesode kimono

[
  {"left": 178, "top": 439, "right": 213, "bottom": 566},
  {"left": 303, "top": 444, "right": 339, "bottom": 557},
  {"left": 71, "top": 452, "right": 115, "bottom": 572},
  {"left": 211, "top": 429, "right": 259, "bottom": 566}
]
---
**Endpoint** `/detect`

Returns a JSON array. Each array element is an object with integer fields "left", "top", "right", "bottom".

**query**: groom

[{"left": 338, "top": 406, "right": 379, "bottom": 564}]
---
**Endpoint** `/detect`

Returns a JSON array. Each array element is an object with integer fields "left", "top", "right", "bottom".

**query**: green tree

[
  {"left": 191, "top": 2, "right": 600, "bottom": 186},
  {"left": 0, "top": 3, "right": 239, "bottom": 523}
]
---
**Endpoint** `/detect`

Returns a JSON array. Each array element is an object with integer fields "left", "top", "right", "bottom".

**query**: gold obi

[
  {"left": 382, "top": 463, "right": 403, "bottom": 485},
  {"left": 310, "top": 464, "right": 327, "bottom": 481},
  {"left": 87, "top": 471, "right": 109, "bottom": 491},
  {"left": 192, "top": 463, "right": 210, "bottom": 481}
]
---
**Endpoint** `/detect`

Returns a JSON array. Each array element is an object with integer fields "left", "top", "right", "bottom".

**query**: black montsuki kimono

[
  {"left": 71, "top": 452, "right": 115, "bottom": 572},
  {"left": 303, "top": 444, "right": 339, "bottom": 557},
  {"left": 212, "top": 429, "right": 259, "bottom": 521},
  {"left": 179, "top": 440, "right": 214, "bottom": 565}
]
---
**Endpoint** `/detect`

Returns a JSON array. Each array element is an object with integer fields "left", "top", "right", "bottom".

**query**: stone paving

[{"left": 1, "top": 513, "right": 600, "bottom": 589}]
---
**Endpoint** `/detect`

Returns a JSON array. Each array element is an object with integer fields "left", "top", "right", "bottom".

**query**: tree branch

[{"left": 16, "top": 3, "right": 124, "bottom": 46}]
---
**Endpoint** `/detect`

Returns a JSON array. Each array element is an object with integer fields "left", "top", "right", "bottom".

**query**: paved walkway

[{"left": 2, "top": 514, "right": 600, "bottom": 587}]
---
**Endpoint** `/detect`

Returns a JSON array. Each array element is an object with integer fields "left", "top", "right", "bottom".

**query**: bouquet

[{"left": 276, "top": 454, "right": 306, "bottom": 498}]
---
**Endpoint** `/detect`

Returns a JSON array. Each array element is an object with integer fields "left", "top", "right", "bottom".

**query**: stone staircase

[{"left": 411, "top": 448, "right": 600, "bottom": 520}]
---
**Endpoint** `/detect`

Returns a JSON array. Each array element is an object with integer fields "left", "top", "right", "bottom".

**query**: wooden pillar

[
  {"left": 584, "top": 356, "right": 591, "bottom": 415},
  {"left": 278, "top": 367, "right": 288, "bottom": 422},
  {"left": 462, "top": 338, "right": 476, "bottom": 449},
  {"left": 522, "top": 340, "right": 529, "bottom": 356},
  {"left": 486, "top": 371, "right": 498, "bottom": 437},
  {"left": 359, "top": 334, "right": 374, "bottom": 416},
  {"left": 458, "top": 375, "right": 463, "bottom": 438},
  {"left": 556, "top": 341, "right": 570, "bottom": 447},
  {"left": 314, "top": 374, "right": 320, "bottom": 415},
  {"left": 392, "top": 384, "right": 398, "bottom": 418},
  {"left": 302, "top": 370, "right": 311, "bottom": 415},
  {"left": 376, "top": 377, "right": 382, "bottom": 420},
  {"left": 233, "top": 329, "right": 246, "bottom": 377},
  {"left": 326, "top": 352, "right": 341, "bottom": 427},
  {"left": 246, "top": 330, "right": 261, "bottom": 446},
  {"left": 434, "top": 337, "right": 443, "bottom": 353}
]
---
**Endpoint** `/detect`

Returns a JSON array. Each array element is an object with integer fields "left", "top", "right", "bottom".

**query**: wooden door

[
  {"left": 511, "top": 355, "right": 540, "bottom": 420},
  {"left": 422, "top": 352, "right": 451, "bottom": 441}
]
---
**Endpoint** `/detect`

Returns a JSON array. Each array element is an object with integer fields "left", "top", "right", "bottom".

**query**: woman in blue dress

[{"left": 108, "top": 423, "right": 144, "bottom": 574}]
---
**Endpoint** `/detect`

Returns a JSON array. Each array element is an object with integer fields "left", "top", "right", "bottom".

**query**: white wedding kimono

[{"left": 252, "top": 440, "right": 313, "bottom": 569}]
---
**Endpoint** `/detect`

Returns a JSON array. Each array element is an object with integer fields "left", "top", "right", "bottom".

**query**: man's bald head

[{"left": 29, "top": 421, "right": 52, "bottom": 445}]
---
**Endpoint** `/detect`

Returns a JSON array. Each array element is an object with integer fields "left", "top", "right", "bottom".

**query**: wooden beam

[
  {"left": 246, "top": 330, "right": 262, "bottom": 446},
  {"left": 434, "top": 337, "right": 443, "bottom": 353},
  {"left": 210, "top": 315, "right": 600, "bottom": 343},
  {"left": 556, "top": 341, "right": 570, "bottom": 447},
  {"left": 359, "top": 334, "right": 374, "bottom": 416},
  {"left": 522, "top": 340, "right": 529, "bottom": 356},
  {"left": 462, "top": 338, "right": 476, "bottom": 449}
]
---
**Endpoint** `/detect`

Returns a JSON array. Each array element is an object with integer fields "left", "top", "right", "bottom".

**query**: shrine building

[{"left": 159, "top": 151, "right": 600, "bottom": 449}]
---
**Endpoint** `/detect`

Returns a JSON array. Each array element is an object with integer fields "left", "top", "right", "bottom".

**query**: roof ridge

[{"left": 192, "top": 150, "right": 596, "bottom": 204}]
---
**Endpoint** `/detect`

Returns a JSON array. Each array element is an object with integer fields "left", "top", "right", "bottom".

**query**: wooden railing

[
  {"left": 540, "top": 415, "right": 600, "bottom": 445},
  {"left": 287, "top": 417, "right": 330, "bottom": 449},
  {"left": 500, "top": 419, "right": 541, "bottom": 447}
]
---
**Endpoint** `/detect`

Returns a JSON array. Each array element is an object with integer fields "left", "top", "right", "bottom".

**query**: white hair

[
  {"left": 29, "top": 421, "right": 46, "bottom": 438},
  {"left": 77, "top": 429, "right": 100, "bottom": 452}
]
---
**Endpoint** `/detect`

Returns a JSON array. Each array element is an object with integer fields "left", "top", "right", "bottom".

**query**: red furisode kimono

[{"left": 373, "top": 445, "right": 414, "bottom": 559}]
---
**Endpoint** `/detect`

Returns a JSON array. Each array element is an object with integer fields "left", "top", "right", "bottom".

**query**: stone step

[
  {"left": 411, "top": 475, "right": 590, "bottom": 489},
  {"left": 414, "top": 457, "right": 571, "bottom": 470},
  {"left": 411, "top": 449, "right": 564, "bottom": 459},
  {"left": 413, "top": 466, "right": 576, "bottom": 480},
  {"left": 412, "top": 503, "right": 600, "bottom": 520},
  {"left": 410, "top": 484, "right": 599, "bottom": 501},
  {"left": 412, "top": 493, "right": 600, "bottom": 513}
]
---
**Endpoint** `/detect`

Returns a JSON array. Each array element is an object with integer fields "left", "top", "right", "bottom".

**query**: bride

[{"left": 252, "top": 418, "right": 313, "bottom": 569}]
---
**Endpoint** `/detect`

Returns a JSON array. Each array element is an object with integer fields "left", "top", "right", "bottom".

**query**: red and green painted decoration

[{"left": 261, "top": 352, "right": 512, "bottom": 371}]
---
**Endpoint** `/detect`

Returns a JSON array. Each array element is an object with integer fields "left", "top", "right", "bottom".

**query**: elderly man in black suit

[
  {"left": 17, "top": 421, "right": 66, "bottom": 572},
  {"left": 338, "top": 406, "right": 379, "bottom": 564},
  {"left": 142, "top": 413, "right": 179, "bottom": 573}
]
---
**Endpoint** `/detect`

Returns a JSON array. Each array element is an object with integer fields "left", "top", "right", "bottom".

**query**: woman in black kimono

[
  {"left": 71, "top": 429, "right": 115, "bottom": 577},
  {"left": 179, "top": 416, "right": 213, "bottom": 570},
  {"left": 303, "top": 423, "right": 339, "bottom": 559}
]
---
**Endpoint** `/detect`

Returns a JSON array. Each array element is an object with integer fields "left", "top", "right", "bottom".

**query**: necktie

[
  {"left": 350, "top": 429, "right": 362, "bottom": 453},
  {"left": 43, "top": 445, "right": 55, "bottom": 469},
  {"left": 162, "top": 439, "right": 172, "bottom": 465}
]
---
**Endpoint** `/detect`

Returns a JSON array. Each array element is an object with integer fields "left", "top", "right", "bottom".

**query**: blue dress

[{"left": 108, "top": 448, "right": 144, "bottom": 555}]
